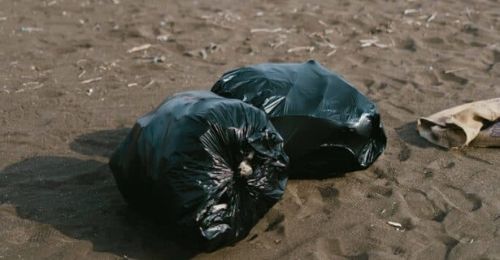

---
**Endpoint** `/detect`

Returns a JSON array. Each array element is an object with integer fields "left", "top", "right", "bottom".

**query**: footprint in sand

[
  {"left": 439, "top": 184, "right": 483, "bottom": 212},
  {"left": 317, "top": 186, "right": 339, "bottom": 201},
  {"left": 404, "top": 189, "right": 446, "bottom": 221},
  {"left": 264, "top": 208, "right": 285, "bottom": 234},
  {"left": 439, "top": 70, "right": 469, "bottom": 86},
  {"left": 398, "top": 142, "right": 411, "bottom": 162},
  {"left": 285, "top": 183, "right": 333, "bottom": 220},
  {"left": 367, "top": 185, "right": 393, "bottom": 199},
  {"left": 399, "top": 37, "right": 417, "bottom": 52},
  {"left": 312, "top": 237, "right": 345, "bottom": 259},
  {"left": 487, "top": 49, "right": 500, "bottom": 72},
  {"left": 245, "top": 207, "right": 285, "bottom": 245}
]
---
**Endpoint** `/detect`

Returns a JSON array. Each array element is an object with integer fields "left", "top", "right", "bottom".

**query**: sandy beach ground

[{"left": 1, "top": 0, "right": 500, "bottom": 259}]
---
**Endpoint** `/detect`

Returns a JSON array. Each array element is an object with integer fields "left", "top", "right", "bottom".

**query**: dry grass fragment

[
  {"left": 20, "top": 27, "right": 43, "bottom": 32},
  {"left": 78, "top": 70, "right": 86, "bottom": 78},
  {"left": 143, "top": 80, "right": 156, "bottom": 89},
  {"left": 127, "top": 44, "right": 152, "bottom": 53},
  {"left": 427, "top": 12, "right": 437, "bottom": 23},
  {"left": 327, "top": 49, "right": 337, "bottom": 57},
  {"left": 269, "top": 34, "right": 287, "bottom": 49},
  {"left": 360, "top": 37, "right": 394, "bottom": 48},
  {"left": 251, "top": 28, "right": 283, "bottom": 33},
  {"left": 387, "top": 221, "right": 404, "bottom": 230},
  {"left": 81, "top": 77, "right": 102, "bottom": 84},
  {"left": 14, "top": 82, "right": 44, "bottom": 93},
  {"left": 444, "top": 68, "right": 467, "bottom": 74},
  {"left": 287, "top": 46, "right": 315, "bottom": 53},
  {"left": 403, "top": 9, "right": 419, "bottom": 15}
]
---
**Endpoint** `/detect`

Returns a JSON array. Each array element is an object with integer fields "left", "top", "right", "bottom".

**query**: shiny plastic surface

[
  {"left": 109, "top": 91, "right": 288, "bottom": 250},
  {"left": 212, "top": 60, "right": 386, "bottom": 178}
]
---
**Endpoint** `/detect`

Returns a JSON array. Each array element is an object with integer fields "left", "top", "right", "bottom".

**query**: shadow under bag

[
  {"left": 109, "top": 91, "right": 289, "bottom": 250},
  {"left": 212, "top": 60, "right": 386, "bottom": 178}
]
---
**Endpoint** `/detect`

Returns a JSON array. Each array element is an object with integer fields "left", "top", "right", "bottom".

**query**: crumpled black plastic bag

[
  {"left": 211, "top": 60, "right": 386, "bottom": 178},
  {"left": 109, "top": 91, "right": 289, "bottom": 250}
]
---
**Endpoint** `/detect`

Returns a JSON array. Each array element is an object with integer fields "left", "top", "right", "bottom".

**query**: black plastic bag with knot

[
  {"left": 212, "top": 60, "right": 386, "bottom": 178},
  {"left": 109, "top": 91, "right": 288, "bottom": 250}
]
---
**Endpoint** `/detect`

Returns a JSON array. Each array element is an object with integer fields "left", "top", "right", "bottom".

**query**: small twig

[
  {"left": 403, "top": 9, "right": 419, "bottom": 15},
  {"left": 81, "top": 77, "right": 102, "bottom": 84},
  {"left": 78, "top": 70, "right": 86, "bottom": 78},
  {"left": 251, "top": 28, "right": 283, "bottom": 33},
  {"left": 22, "top": 81, "right": 40, "bottom": 87},
  {"left": 360, "top": 37, "right": 393, "bottom": 48},
  {"left": 15, "top": 83, "right": 44, "bottom": 93},
  {"left": 143, "top": 80, "right": 155, "bottom": 89},
  {"left": 269, "top": 34, "right": 287, "bottom": 49},
  {"left": 287, "top": 46, "right": 315, "bottom": 53},
  {"left": 427, "top": 12, "right": 437, "bottom": 23},
  {"left": 20, "top": 27, "right": 43, "bottom": 32},
  {"left": 0, "top": 17, "right": 7, "bottom": 21},
  {"left": 30, "top": 83, "right": 44, "bottom": 90},
  {"left": 360, "top": 39, "right": 377, "bottom": 48},
  {"left": 127, "top": 44, "right": 152, "bottom": 53},
  {"left": 444, "top": 68, "right": 467, "bottom": 74},
  {"left": 387, "top": 221, "right": 403, "bottom": 229},
  {"left": 327, "top": 49, "right": 337, "bottom": 57},
  {"left": 318, "top": 20, "right": 328, "bottom": 27}
]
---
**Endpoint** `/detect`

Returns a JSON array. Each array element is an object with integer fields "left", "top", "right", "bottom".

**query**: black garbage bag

[
  {"left": 109, "top": 91, "right": 288, "bottom": 250},
  {"left": 211, "top": 60, "right": 386, "bottom": 178}
]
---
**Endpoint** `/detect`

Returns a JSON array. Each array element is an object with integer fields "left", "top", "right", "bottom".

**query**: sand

[{"left": 1, "top": 0, "right": 500, "bottom": 259}]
